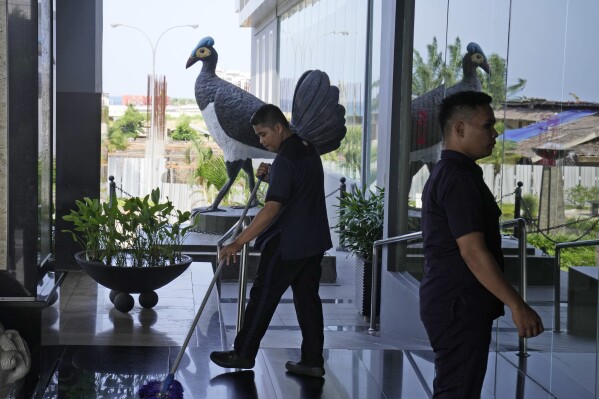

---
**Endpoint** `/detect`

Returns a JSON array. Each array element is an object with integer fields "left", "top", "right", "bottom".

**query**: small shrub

[
  {"left": 171, "top": 116, "right": 198, "bottom": 141},
  {"left": 334, "top": 186, "right": 384, "bottom": 260},
  {"left": 566, "top": 184, "right": 599, "bottom": 209},
  {"left": 521, "top": 194, "right": 538, "bottom": 220},
  {"left": 63, "top": 188, "right": 194, "bottom": 267},
  {"left": 527, "top": 232, "right": 596, "bottom": 268}
]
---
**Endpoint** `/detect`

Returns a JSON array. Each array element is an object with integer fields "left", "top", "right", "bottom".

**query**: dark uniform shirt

[
  {"left": 420, "top": 150, "right": 504, "bottom": 320},
  {"left": 254, "top": 134, "right": 332, "bottom": 260}
]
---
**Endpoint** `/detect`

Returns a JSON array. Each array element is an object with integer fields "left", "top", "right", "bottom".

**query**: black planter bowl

[{"left": 74, "top": 251, "right": 192, "bottom": 313}]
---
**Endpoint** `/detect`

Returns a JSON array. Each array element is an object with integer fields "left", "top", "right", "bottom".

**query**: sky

[
  {"left": 104, "top": 0, "right": 599, "bottom": 104},
  {"left": 103, "top": 0, "right": 251, "bottom": 99}
]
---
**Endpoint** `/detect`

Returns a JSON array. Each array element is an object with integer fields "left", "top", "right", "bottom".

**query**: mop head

[{"left": 138, "top": 378, "right": 184, "bottom": 399}]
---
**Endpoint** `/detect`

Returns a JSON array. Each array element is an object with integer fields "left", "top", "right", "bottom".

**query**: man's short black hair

[
  {"left": 250, "top": 104, "right": 290, "bottom": 129},
  {"left": 438, "top": 91, "right": 493, "bottom": 135}
]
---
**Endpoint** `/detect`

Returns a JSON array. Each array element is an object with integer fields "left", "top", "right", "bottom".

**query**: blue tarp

[{"left": 502, "top": 109, "right": 597, "bottom": 142}]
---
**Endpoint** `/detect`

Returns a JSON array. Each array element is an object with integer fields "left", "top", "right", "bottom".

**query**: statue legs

[
  {"left": 192, "top": 158, "right": 259, "bottom": 214},
  {"left": 241, "top": 158, "right": 259, "bottom": 208}
]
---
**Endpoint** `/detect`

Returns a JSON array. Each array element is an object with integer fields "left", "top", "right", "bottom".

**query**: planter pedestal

[
  {"left": 74, "top": 252, "right": 192, "bottom": 313},
  {"left": 355, "top": 256, "right": 381, "bottom": 317}
]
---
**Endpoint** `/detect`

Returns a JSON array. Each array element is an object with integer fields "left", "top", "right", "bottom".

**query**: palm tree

[
  {"left": 186, "top": 136, "right": 245, "bottom": 206},
  {"left": 412, "top": 37, "right": 464, "bottom": 97},
  {"left": 479, "top": 53, "right": 526, "bottom": 107},
  {"left": 412, "top": 37, "right": 445, "bottom": 97},
  {"left": 443, "top": 37, "right": 463, "bottom": 88},
  {"left": 413, "top": 37, "right": 527, "bottom": 107}
]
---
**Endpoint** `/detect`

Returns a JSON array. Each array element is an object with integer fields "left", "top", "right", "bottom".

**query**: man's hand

[
  {"left": 511, "top": 302, "right": 544, "bottom": 338},
  {"left": 256, "top": 162, "right": 271, "bottom": 183},
  {"left": 457, "top": 231, "right": 545, "bottom": 339},
  {"left": 219, "top": 241, "right": 243, "bottom": 265}
]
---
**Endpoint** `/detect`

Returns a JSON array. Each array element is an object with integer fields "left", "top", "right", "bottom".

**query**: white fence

[
  {"left": 107, "top": 156, "right": 261, "bottom": 213},
  {"left": 106, "top": 156, "right": 599, "bottom": 233},
  {"left": 410, "top": 164, "right": 599, "bottom": 206}
]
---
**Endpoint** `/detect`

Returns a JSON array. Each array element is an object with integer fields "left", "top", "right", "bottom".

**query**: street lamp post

[{"left": 111, "top": 23, "right": 198, "bottom": 195}]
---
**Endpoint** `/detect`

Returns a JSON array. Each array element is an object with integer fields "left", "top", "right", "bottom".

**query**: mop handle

[{"left": 168, "top": 177, "right": 263, "bottom": 375}]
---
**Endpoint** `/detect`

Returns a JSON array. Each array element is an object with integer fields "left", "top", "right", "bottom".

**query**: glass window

[
  {"left": 279, "top": 0, "right": 368, "bottom": 181},
  {"left": 407, "top": 0, "right": 599, "bottom": 395},
  {"left": 365, "top": 0, "right": 381, "bottom": 187}
]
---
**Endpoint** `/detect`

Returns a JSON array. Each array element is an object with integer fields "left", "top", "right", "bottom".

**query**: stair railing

[
  {"left": 369, "top": 231, "right": 422, "bottom": 332},
  {"left": 500, "top": 218, "right": 529, "bottom": 357},
  {"left": 217, "top": 218, "right": 253, "bottom": 334}
]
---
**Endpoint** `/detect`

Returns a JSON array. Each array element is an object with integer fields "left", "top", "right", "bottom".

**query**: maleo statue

[
  {"left": 409, "top": 42, "right": 491, "bottom": 179},
  {"left": 186, "top": 36, "right": 346, "bottom": 213}
]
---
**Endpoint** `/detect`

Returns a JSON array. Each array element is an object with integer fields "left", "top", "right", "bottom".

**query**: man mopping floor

[{"left": 211, "top": 104, "right": 333, "bottom": 378}]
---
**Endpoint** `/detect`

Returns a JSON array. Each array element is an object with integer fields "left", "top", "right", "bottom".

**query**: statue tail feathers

[{"left": 290, "top": 70, "right": 347, "bottom": 154}]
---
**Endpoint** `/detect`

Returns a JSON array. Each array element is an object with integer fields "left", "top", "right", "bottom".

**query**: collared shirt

[
  {"left": 420, "top": 150, "right": 504, "bottom": 320},
  {"left": 254, "top": 134, "right": 332, "bottom": 260}
]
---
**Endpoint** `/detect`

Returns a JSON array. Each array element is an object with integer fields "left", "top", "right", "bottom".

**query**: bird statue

[
  {"left": 409, "top": 42, "right": 490, "bottom": 178},
  {"left": 0, "top": 323, "right": 30, "bottom": 389},
  {"left": 186, "top": 36, "right": 346, "bottom": 213}
]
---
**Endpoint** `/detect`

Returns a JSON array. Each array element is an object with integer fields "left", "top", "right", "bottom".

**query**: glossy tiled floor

[{"left": 35, "top": 250, "right": 593, "bottom": 398}]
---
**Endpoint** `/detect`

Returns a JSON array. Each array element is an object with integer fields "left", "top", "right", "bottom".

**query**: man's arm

[
  {"left": 219, "top": 201, "right": 282, "bottom": 265},
  {"left": 456, "top": 231, "right": 544, "bottom": 338}
]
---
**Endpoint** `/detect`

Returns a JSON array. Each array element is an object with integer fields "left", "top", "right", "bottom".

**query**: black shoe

[
  {"left": 210, "top": 350, "right": 255, "bottom": 369},
  {"left": 285, "top": 361, "right": 325, "bottom": 377}
]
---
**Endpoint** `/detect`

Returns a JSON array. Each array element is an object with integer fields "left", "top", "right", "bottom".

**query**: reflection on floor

[{"left": 35, "top": 252, "right": 593, "bottom": 398}]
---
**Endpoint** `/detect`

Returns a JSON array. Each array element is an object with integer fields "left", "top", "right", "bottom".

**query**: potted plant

[
  {"left": 63, "top": 188, "right": 195, "bottom": 313},
  {"left": 335, "top": 186, "right": 384, "bottom": 317}
]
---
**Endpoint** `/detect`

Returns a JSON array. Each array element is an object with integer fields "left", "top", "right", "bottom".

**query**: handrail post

[
  {"left": 554, "top": 246, "right": 561, "bottom": 333},
  {"left": 109, "top": 176, "right": 116, "bottom": 208},
  {"left": 369, "top": 242, "right": 379, "bottom": 332},
  {"left": 236, "top": 219, "right": 250, "bottom": 334},
  {"left": 337, "top": 177, "right": 347, "bottom": 251},
  {"left": 517, "top": 218, "right": 529, "bottom": 357},
  {"left": 514, "top": 181, "right": 523, "bottom": 219}
]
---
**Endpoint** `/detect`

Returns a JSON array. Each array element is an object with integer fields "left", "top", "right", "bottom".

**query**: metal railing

[
  {"left": 501, "top": 218, "right": 529, "bottom": 357},
  {"left": 217, "top": 218, "right": 252, "bottom": 334},
  {"left": 368, "top": 218, "right": 530, "bottom": 357},
  {"left": 369, "top": 231, "right": 423, "bottom": 332},
  {"left": 553, "top": 239, "right": 599, "bottom": 333}
]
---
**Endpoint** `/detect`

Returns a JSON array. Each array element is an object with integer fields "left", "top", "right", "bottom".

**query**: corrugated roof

[
  {"left": 502, "top": 110, "right": 597, "bottom": 142},
  {"left": 493, "top": 102, "right": 599, "bottom": 165}
]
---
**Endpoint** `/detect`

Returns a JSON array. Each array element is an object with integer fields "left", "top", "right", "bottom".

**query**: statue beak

[
  {"left": 481, "top": 62, "right": 491, "bottom": 74},
  {"left": 186, "top": 57, "right": 197, "bottom": 69}
]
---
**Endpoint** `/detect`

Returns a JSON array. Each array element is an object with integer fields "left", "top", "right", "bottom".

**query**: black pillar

[
  {"left": 2, "top": 4, "right": 41, "bottom": 398},
  {"left": 6, "top": 0, "right": 39, "bottom": 293},
  {"left": 54, "top": 0, "right": 103, "bottom": 270}
]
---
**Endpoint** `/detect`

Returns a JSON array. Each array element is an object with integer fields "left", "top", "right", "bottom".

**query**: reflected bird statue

[
  {"left": 186, "top": 36, "right": 346, "bottom": 213},
  {"left": 410, "top": 42, "right": 491, "bottom": 177}
]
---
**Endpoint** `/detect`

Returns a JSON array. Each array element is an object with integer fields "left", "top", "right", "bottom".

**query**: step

[{"left": 184, "top": 250, "right": 337, "bottom": 283}]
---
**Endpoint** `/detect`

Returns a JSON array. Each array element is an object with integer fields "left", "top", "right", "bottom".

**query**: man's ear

[
  {"left": 275, "top": 122, "right": 284, "bottom": 134},
  {"left": 455, "top": 120, "right": 465, "bottom": 138}
]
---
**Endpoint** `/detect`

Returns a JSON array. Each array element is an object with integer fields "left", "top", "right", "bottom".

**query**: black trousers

[
  {"left": 234, "top": 236, "right": 325, "bottom": 366},
  {"left": 421, "top": 298, "right": 494, "bottom": 399}
]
